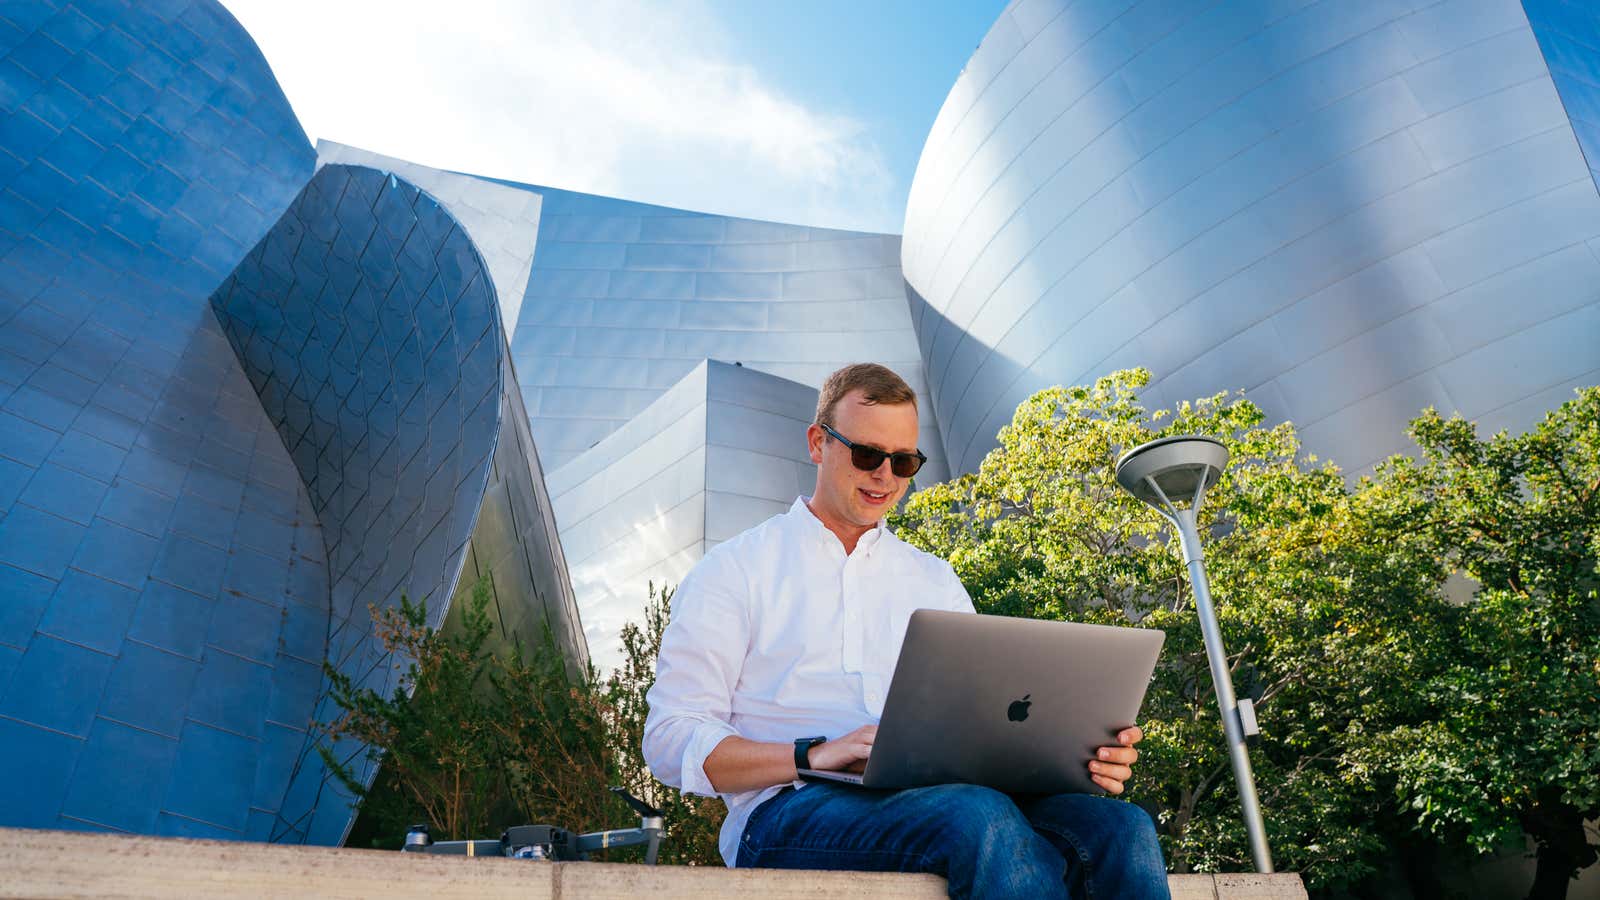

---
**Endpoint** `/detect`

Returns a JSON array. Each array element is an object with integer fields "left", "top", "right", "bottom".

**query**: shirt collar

[{"left": 791, "top": 496, "right": 887, "bottom": 555}]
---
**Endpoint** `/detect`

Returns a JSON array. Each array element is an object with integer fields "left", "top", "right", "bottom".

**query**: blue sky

[{"left": 220, "top": 0, "right": 1007, "bottom": 234}]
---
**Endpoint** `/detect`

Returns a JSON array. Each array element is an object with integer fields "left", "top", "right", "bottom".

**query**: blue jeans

[{"left": 736, "top": 783, "right": 1170, "bottom": 899}]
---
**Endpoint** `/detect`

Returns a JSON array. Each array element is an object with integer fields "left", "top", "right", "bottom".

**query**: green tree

[
  {"left": 319, "top": 580, "right": 511, "bottom": 842},
  {"left": 891, "top": 369, "right": 1451, "bottom": 891},
  {"left": 602, "top": 583, "right": 726, "bottom": 865},
  {"left": 492, "top": 613, "right": 621, "bottom": 846},
  {"left": 320, "top": 577, "right": 728, "bottom": 864},
  {"left": 320, "top": 579, "right": 631, "bottom": 848},
  {"left": 1357, "top": 387, "right": 1600, "bottom": 900}
]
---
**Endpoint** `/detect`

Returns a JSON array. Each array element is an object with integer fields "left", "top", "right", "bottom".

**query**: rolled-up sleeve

[{"left": 642, "top": 554, "right": 748, "bottom": 797}]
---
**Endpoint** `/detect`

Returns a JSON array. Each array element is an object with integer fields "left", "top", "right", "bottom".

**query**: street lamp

[{"left": 1115, "top": 435, "right": 1273, "bottom": 873}]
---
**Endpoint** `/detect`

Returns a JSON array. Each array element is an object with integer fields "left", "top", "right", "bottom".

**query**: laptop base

[{"left": 796, "top": 768, "right": 867, "bottom": 786}]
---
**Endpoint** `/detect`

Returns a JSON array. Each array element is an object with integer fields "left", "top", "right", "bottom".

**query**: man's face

[{"left": 807, "top": 389, "right": 921, "bottom": 531}]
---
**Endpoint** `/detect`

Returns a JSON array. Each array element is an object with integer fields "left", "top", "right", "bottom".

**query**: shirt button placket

[
  {"left": 860, "top": 549, "right": 885, "bottom": 711},
  {"left": 841, "top": 554, "right": 863, "bottom": 675}
]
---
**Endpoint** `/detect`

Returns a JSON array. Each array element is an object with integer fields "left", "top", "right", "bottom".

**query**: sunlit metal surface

[
  {"left": 546, "top": 360, "right": 819, "bottom": 670},
  {"left": 16, "top": 0, "right": 1594, "bottom": 853},
  {"left": 211, "top": 164, "right": 585, "bottom": 844},
  {"left": 297, "top": 160, "right": 952, "bottom": 667},
  {"left": 904, "top": 0, "right": 1600, "bottom": 476},
  {"left": 507, "top": 187, "right": 949, "bottom": 484},
  {"left": 314, "top": 140, "right": 544, "bottom": 339},
  {"left": 0, "top": 0, "right": 318, "bottom": 841}
]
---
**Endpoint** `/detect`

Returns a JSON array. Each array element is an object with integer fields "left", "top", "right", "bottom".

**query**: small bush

[{"left": 320, "top": 579, "right": 724, "bottom": 863}]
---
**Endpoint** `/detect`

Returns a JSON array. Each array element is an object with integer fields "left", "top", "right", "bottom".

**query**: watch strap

[{"left": 794, "top": 736, "right": 826, "bottom": 773}]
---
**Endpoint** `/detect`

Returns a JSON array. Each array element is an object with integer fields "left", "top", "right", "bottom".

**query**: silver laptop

[{"left": 799, "top": 609, "right": 1164, "bottom": 795}]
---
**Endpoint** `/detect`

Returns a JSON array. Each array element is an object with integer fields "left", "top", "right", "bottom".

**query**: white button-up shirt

[{"left": 641, "top": 496, "right": 976, "bottom": 865}]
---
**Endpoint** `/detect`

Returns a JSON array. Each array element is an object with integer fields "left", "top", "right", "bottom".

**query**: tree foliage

[
  {"left": 891, "top": 370, "right": 1600, "bottom": 898},
  {"left": 319, "top": 579, "right": 723, "bottom": 864},
  {"left": 602, "top": 583, "right": 726, "bottom": 865},
  {"left": 1354, "top": 387, "right": 1600, "bottom": 898},
  {"left": 319, "top": 580, "right": 514, "bottom": 842},
  {"left": 319, "top": 373, "right": 1598, "bottom": 898}
]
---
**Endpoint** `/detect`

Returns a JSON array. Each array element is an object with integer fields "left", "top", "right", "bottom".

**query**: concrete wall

[{"left": 0, "top": 826, "right": 1312, "bottom": 899}]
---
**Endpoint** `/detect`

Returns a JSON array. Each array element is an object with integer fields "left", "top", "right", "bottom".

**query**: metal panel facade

[
  {"left": 0, "top": 0, "right": 319, "bottom": 839},
  {"left": 210, "top": 164, "right": 585, "bottom": 843},
  {"left": 903, "top": 0, "right": 1600, "bottom": 475},
  {"left": 0, "top": 2, "right": 584, "bottom": 848},
  {"left": 10, "top": 0, "right": 1596, "bottom": 853},
  {"left": 1525, "top": 0, "right": 1600, "bottom": 195},
  {"left": 314, "top": 140, "right": 544, "bottom": 340},
  {"left": 546, "top": 360, "right": 818, "bottom": 670},
  {"left": 509, "top": 187, "right": 949, "bottom": 484}
]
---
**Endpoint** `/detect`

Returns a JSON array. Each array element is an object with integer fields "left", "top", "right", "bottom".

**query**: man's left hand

[{"left": 1088, "top": 726, "right": 1142, "bottom": 795}]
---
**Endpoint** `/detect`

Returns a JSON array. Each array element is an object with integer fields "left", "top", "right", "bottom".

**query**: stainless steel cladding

[
  {"left": 210, "top": 164, "right": 584, "bottom": 844},
  {"left": 508, "top": 188, "right": 949, "bottom": 484},
  {"left": 903, "top": 0, "right": 1600, "bottom": 476},
  {"left": 545, "top": 360, "right": 820, "bottom": 670},
  {"left": 0, "top": 0, "right": 319, "bottom": 843}
]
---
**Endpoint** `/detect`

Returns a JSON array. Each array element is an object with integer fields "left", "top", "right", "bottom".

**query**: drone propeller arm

[
  {"left": 575, "top": 816, "right": 666, "bottom": 856},
  {"left": 609, "top": 785, "right": 664, "bottom": 818}
]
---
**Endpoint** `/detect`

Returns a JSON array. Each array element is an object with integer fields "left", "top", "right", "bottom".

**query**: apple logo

[{"left": 1007, "top": 694, "right": 1032, "bottom": 722}]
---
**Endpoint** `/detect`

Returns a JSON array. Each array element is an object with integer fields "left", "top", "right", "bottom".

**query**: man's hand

[
  {"left": 805, "top": 724, "right": 876, "bottom": 774},
  {"left": 1088, "top": 726, "right": 1142, "bottom": 795}
]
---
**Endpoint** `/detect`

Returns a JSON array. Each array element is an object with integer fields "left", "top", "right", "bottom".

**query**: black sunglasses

[{"left": 820, "top": 423, "right": 927, "bottom": 478}]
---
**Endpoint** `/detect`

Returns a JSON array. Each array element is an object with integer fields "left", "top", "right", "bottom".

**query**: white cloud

[{"left": 222, "top": 0, "right": 899, "bottom": 231}]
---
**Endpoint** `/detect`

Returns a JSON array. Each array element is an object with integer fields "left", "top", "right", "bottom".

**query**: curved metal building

[
  {"left": 5, "top": 0, "right": 1599, "bottom": 850},
  {"left": 0, "top": 1, "right": 580, "bottom": 845},
  {"left": 304, "top": 142, "right": 949, "bottom": 487},
  {"left": 510, "top": 185, "right": 947, "bottom": 484},
  {"left": 510, "top": 189, "right": 951, "bottom": 666},
  {"left": 210, "top": 164, "right": 584, "bottom": 842},
  {"left": 0, "top": 0, "right": 318, "bottom": 838},
  {"left": 546, "top": 359, "right": 822, "bottom": 660},
  {"left": 311, "top": 142, "right": 949, "bottom": 669},
  {"left": 904, "top": 0, "right": 1600, "bottom": 475}
]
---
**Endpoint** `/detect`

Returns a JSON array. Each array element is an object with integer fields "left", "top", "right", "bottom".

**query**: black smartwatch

[{"left": 794, "top": 735, "right": 826, "bottom": 773}]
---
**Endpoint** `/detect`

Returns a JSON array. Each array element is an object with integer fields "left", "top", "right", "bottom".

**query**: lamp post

[{"left": 1115, "top": 435, "right": 1273, "bottom": 873}]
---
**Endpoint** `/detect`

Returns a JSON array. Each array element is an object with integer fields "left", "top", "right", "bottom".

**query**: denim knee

[
  {"left": 930, "top": 786, "right": 1067, "bottom": 900},
  {"left": 1025, "top": 794, "right": 1167, "bottom": 897},
  {"left": 1030, "top": 794, "right": 1157, "bottom": 840},
  {"left": 927, "top": 785, "right": 1031, "bottom": 843}
]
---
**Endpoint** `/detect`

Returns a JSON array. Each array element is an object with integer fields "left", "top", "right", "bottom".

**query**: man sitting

[{"left": 642, "top": 363, "right": 1168, "bottom": 899}]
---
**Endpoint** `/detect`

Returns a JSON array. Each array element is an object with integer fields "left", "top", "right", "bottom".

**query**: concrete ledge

[{"left": 0, "top": 827, "right": 1306, "bottom": 899}]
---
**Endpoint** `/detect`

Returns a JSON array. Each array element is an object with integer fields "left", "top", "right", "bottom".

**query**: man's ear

[{"left": 806, "top": 423, "right": 825, "bottom": 464}]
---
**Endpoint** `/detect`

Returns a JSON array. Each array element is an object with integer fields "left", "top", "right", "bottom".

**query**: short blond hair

[{"left": 815, "top": 363, "right": 916, "bottom": 427}]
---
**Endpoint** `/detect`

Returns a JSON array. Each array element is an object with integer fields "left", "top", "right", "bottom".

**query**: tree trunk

[
  {"left": 1522, "top": 796, "right": 1597, "bottom": 900},
  {"left": 1169, "top": 787, "right": 1195, "bottom": 874}
]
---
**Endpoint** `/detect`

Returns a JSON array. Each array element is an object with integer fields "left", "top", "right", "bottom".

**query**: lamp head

[{"left": 1115, "top": 435, "right": 1229, "bottom": 511}]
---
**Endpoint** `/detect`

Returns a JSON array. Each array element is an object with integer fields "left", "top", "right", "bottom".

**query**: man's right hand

[
  {"left": 703, "top": 725, "right": 878, "bottom": 793},
  {"left": 804, "top": 724, "right": 876, "bottom": 774}
]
